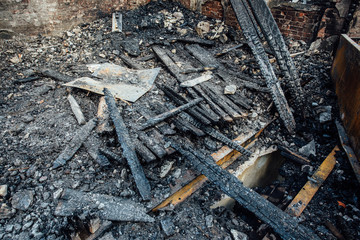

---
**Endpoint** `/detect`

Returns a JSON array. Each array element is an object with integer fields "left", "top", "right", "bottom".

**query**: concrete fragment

[
  {"left": 11, "top": 190, "right": 34, "bottom": 211},
  {"left": 319, "top": 106, "right": 332, "bottom": 123},
  {"left": 0, "top": 185, "right": 8, "bottom": 197},
  {"left": 230, "top": 229, "right": 249, "bottom": 240},
  {"left": 224, "top": 85, "right": 237, "bottom": 95},
  {"left": 160, "top": 161, "right": 174, "bottom": 178},
  {"left": 161, "top": 218, "right": 175, "bottom": 237}
]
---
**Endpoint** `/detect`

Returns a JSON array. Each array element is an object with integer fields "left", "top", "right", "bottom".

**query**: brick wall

[{"left": 0, "top": 0, "right": 149, "bottom": 37}]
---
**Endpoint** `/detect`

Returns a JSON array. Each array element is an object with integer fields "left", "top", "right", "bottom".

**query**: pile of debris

[{"left": 0, "top": 1, "right": 359, "bottom": 239}]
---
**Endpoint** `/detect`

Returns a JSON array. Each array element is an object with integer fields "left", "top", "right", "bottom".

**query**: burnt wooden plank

[
  {"left": 168, "top": 37, "right": 215, "bottom": 47},
  {"left": 39, "top": 68, "right": 74, "bottom": 82},
  {"left": 52, "top": 118, "right": 97, "bottom": 169},
  {"left": 119, "top": 53, "right": 143, "bottom": 70},
  {"left": 170, "top": 141, "right": 320, "bottom": 240},
  {"left": 138, "top": 131, "right": 167, "bottom": 159},
  {"left": 137, "top": 107, "right": 176, "bottom": 135},
  {"left": 103, "top": 88, "right": 151, "bottom": 200},
  {"left": 134, "top": 140, "right": 157, "bottom": 163},
  {"left": 139, "top": 98, "right": 203, "bottom": 130},
  {"left": 227, "top": 94, "right": 252, "bottom": 110},
  {"left": 185, "top": 44, "right": 219, "bottom": 69}
]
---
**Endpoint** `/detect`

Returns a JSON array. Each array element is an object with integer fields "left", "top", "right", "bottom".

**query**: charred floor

[{"left": 0, "top": 1, "right": 360, "bottom": 239}]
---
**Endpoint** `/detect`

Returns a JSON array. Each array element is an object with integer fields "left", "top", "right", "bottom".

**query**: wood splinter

[
  {"left": 67, "top": 94, "right": 86, "bottom": 125},
  {"left": 103, "top": 88, "right": 151, "bottom": 200},
  {"left": 139, "top": 98, "right": 203, "bottom": 130}
]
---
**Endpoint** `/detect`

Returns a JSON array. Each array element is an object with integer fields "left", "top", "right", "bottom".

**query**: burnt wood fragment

[
  {"left": 119, "top": 53, "right": 143, "bottom": 70},
  {"left": 215, "top": 43, "right": 244, "bottom": 57},
  {"left": 134, "top": 140, "right": 157, "bottom": 163},
  {"left": 85, "top": 220, "right": 113, "bottom": 240},
  {"left": 99, "top": 148, "right": 124, "bottom": 164},
  {"left": 138, "top": 131, "right": 167, "bottom": 159},
  {"left": 277, "top": 145, "right": 310, "bottom": 165},
  {"left": 14, "top": 76, "right": 40, "bottom": 84},
  {"left": 96, "top": 96, "right": 113, "bottom": 134},
  {"left": 185, "top": 44, "right": 219, "bottom": 69},
  {"left": 103, "top": 88, "right": 151, "bottom": 200},
  {"left": 84, "top": 134, "right": 111, "bottom": 167},
  {"left": 227, "top": 94, "right": 252, "bottom": 110},
  {"left": 39, "top": 68, "right": 74, "bottom": 82},
  {"left": 168, "top": 37, "right": 215, "bottom": 47},
  {"left": 137, "top": 54, "right": 155, "bottom": 61},
  {"left": 52, "top": 118, "right": 97, "bottom": 169},
  {"left": 67, "top": 94, "right": 86, "bottom": 125},
  {"left": 202, "top": 85, "right": 243, "bottom": 120},
  {"left": 137, "top": 107, "right": 176, "bottom": 135},
  {"left": 180, "top": 66, "right": 218, "bottom": 74},
  {"left": 229, "top": 0, "right": 296, "bottom": 133},
  {"left": 139, "top": 98, "right": 203, "bottom": 130},
  {"left": 170, "top": 142, "right": 320, "bottom": 240}
]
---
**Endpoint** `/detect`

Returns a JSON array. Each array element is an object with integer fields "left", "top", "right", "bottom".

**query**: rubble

[{"left": 11, "top": 190, "right": 34, "bottom": 211}]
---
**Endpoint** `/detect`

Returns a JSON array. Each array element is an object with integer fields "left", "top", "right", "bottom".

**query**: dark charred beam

[
  {"left": 170, "top": 141, "right": 320, "bottom": 240},
  {"left": 103, "top": 88, "right": 151, "bottom": 200},
  {"left": 180, "top": 66, "right": 218, "bottom": 74},
  {"left": 245, "top": 0, "right": 305, "bottom": 110},
  {"left": 215, "top": 43, "right": 244, "bottom": 57},
  {"left": 192, "top": 85, "right": 233, "bottom": 122},
  {"left": 52, "top": 118, "right": 97, "bottom": 169},
  {"left": 227, "top": 94, "right": 252, "bottom": 110},
  {"left": 119, "top": 53, "right": 143, "bottom": 70},
  {"left": 136, "top": 54, "right": 155, "bottom": 61},
  {"left": 84, "top": 134, "right": 111, "bottom": 167},
  {"left": 218, "top": 69, "right": 269, "bottom": 92},
  {"left": 99, "top": 148, "right": 125, "bottom": 165},
  {"left": 202, "top": 85, "right": 243, "bottom": 119},
  {"left": 229, "top": 0, "right": 296, "bottom": 134},
  {"left": 137, "top": 107, "right": 176, "bottom": 135},
  {"left": 185, "top": 44, "right": 219, "bottom": 69},
  {"left": 39, "top": 68, "right": 74, "bottom": 82},
  {"left": 14, "top": 76, "right": 40, "bottom": 84},
  {"left": 134, "top": 140, "right": 157, "bottom": 163},
  {"left": 168, "top": 37, "right": 215, "bottom": 47},
  {"left": 138, "top": 131, "right": 167, "bottom": 159},
  {"left": 277, "top": 145, "right": 310, "bottom": 165},
  {"left": 139, "top": 98, "right": 203, "bottom": 130}
]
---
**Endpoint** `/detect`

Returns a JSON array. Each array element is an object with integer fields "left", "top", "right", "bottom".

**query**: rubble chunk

[
  {"left": 299, "top": 140, "right": 316, "bottom": 157},
  {"left": 224, "top": 85, "right": 237, "bottom": 95},
  {"left": 0, "top": 185, "right": 8, "bottom": 197},
  {"left": 11, "top": 190, "right": 34, "bottom": 211},
  {"left": 230, "top": 229, "right": 249, "bottom": 240},
  {"left": 161, "top": 218, "right": 176, "bottom": 237}
]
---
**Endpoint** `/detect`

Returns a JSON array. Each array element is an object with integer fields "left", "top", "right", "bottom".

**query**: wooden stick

[
  {"left": 103, "top": 88, "right": 151, "bottom": 200},
  {"left": 39, "top": 68, "right": 74, "bottom": 82},
  {"left": 67, "top": 94, "right": 86, "bottom": 125},
  {"left": 139, "top": 98, "right": 203, "bottom": 130}
]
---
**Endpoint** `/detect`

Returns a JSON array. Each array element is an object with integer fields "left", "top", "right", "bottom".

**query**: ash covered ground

[{"left": 0, "top": 1, "right": 359, "bottom": 239}]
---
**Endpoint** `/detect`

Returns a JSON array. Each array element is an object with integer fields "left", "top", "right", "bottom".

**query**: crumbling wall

[{"left": 0, "top": 0, "right": 149, "bottom": 38}]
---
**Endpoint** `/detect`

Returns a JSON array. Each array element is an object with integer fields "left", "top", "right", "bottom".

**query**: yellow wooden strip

[{"left": 286, "top": 146, "right": 339, "bottom": 216}]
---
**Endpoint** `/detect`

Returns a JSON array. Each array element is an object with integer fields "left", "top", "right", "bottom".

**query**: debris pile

[{"left": 0, "top": 1, "right": 359, "bottom": 239}]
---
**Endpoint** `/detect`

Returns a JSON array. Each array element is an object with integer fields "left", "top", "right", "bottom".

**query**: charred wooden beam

[
  {"left": 67, "top": 94, "right": 86, "bottom": 125},
  {"left": 192, "top": 85, "right": 233, "bottom": 122},
  {"left": 137, "top": 107, "right": 176, "bottom": 135},
  {"left": 134, "top": 140, "right": 157, "bottom": 163},
  {"left": 185, "top": 44, "right": 219, "bottom": 69},
  {"left": 52, "top": 118, "right": 97, "bottom": 169},
  {"left": 137, "top": 54, "right": 155, "bottom": 62},
  {"left": 14, "top": 76, "right": 40, "bottom": 84},
  {"left": 277, "top": 145, "right": 310, "bottom": 165},
  {"left": 168, "top": 37, "right": 215, "bottom": 47},
  {"left": 138, "top": 131, "right": 167, "bottom": 159},
  {"left": 39, "top": 68, "right": 74, "bottom": 82},
  {"left": 119, "top": 53, "right": 143, "bottom": 70},
  {"left": 139, "top": 98, "right": 203, "bottom": 130},
  {"left": 55, "top": 188, "right": 154, "bottom": 222},
  {"left": 227, "top": 94, "right": 252, "bottom": 110},
  {"left": 96, "top": 96, "right": 113, "bottom": 134},
  {"left": 180, "top": 66, "right": 218, "bottom": 74},
  {"left": 245, "top": 0, "right": 305, "bottom": 110},
  {"left": 84, "top": 134, "right": 111, "bottom": 167},
  {"left": 229, "top": 0, "right": 297, "bottom": 133},
  {"left": 170, "top": 141, "right": 320, "bottom": 240},
  {"left": 99, "top": 148, "right": 125, "bottom": 165},
  {"left": 160, "top": 85, "right": 212, "bottom": 125},
  {"left": 202, "top": 85, "right": 243, "bottom": 119},
  {"left": 215, "top": 43, "right": 244, "bottom": 57},
  {"left": 103, "top": 88, "right": 151, "bottom": 200}
]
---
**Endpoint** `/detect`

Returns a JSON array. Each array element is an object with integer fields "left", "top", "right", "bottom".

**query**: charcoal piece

[
  {"left": 135, "top": 140, "right": 157, "bottom": 163},
  {"left": 39, "top": 68, "right": 74, "bottom": 82},
  {"left": 14, "top": 76, "right": 40, "bottom": 84},
  {"left": 227, "top": 94, "right": 252, "bottom": 110},
  {"left": 99, "top": 148, "right": 124, "bottom": 164},
  {"left": 52, "top": 118, "right": 97, "bottom": 169},
  {"left": 138, "top": 131, "right": 167, "bottom": 159},
  {"left": 84, "top": 134, "right": 111, "bottom": 167},
  {"left": 55, "top": 189, "right": 154, "bottom": 222},
  {"left": 104, "top": 88, "right": 151, "bottom": 200},
  {"left": 215, "top": 43, "right": 244, "bottom": 57},
  {"left": 120, "top": 39, "right": 140, "bottom": 57},
  {"left": 119, "top": 53, "right": 143, "bottom": 70},
  {"left": 170, "top": 142, "right": 320, "bottom": 240}
]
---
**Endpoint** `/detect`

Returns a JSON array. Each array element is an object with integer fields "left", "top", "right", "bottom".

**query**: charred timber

[
  {"left": 229, "top": 0, "right": 296, "bottom": 134},
  {"left": 52, "top": 118, "right": 97, "bottom": 169},
  {"left": 170, "top": 141, "right": 320, "bottom": 240},
  {"left": 99, "top": 148, "right": 125, "bottom": 165},
  {"left": 134, "top": 140, "right": 157, "bottom": 163},
  {"left": 138, "top": 132, "right": 167, "bottom": 159},
  {"left": 103, "top": 88, "right": 151, "bottom": 200},
  {"left": 39, "top": 68, "right": 74, "bottom": 82},
  {"left": 119, "top": 53, "right": 143, "bottom": 70},
  {"left": 139, "top": 98, "right": 203, "bottom": 130},
  {"left": 137, "top": 107, "right": 176, "bottom": 135},
  {"left": 227, "top": 94, "right": 252, "bottom": 110},
  {"left": 168, "top": 37, "right": 215, "bottom": 47},
  {"left": 180, "top": 66, "right": 218, "bottom": 74}
]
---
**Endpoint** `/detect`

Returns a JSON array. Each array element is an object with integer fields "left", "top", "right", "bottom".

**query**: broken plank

[
  {"left": 215, "top": 43, "right": 244, "bottom": 57},
  {"left": 286, "top": 146, "right": 339, "bottom": 217},
  {"left": 52, "top": 118, "right": 97, "bottom": 169},
  {"left": 55, "top": 188, "right": 154, "bottom": 222},
  {"left": 137, "top": 107, "right": 175, "bottom": 135},
  {"left": 335, "top": 121, "right": 360, "bottom": 184},
  {"left": 277, "top": 145, "right": 310, "bottom": 165},
  {"left": 168, "top": 37, "right": 215, "bottom": 47},
  {"left": 185, "top": 44, "right": 219, "bottom": 69},
  {"left": 39, "top": 68, "right": 74, "bottom": 82},
  {"left": 99, "top": 148, "right": 124, "bottom": 165},
  {"left": 152, "top": 127, "right": 264, "bottom": 211},
  {"left": 171, "top": 141, "right": 320, "bottom": 240},
  {"left": 180, "top": 67, "right": 218, "bottom": 74},
  {"left": 104, "top": 88, "right": 151, "bottom": 200},
  {"left": 140, "top": 98, "right": 203, "bottom": 130},
  {"left": 227, "top": 94, "right": 252, "bottom": 110},
  {"left": 67, "top": 94, "right": 86, "bottom": 125}
]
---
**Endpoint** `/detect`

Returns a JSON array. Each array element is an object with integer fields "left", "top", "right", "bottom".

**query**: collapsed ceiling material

[{"left": 0, "top": 0, "right": 359, "bottom": 239}]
